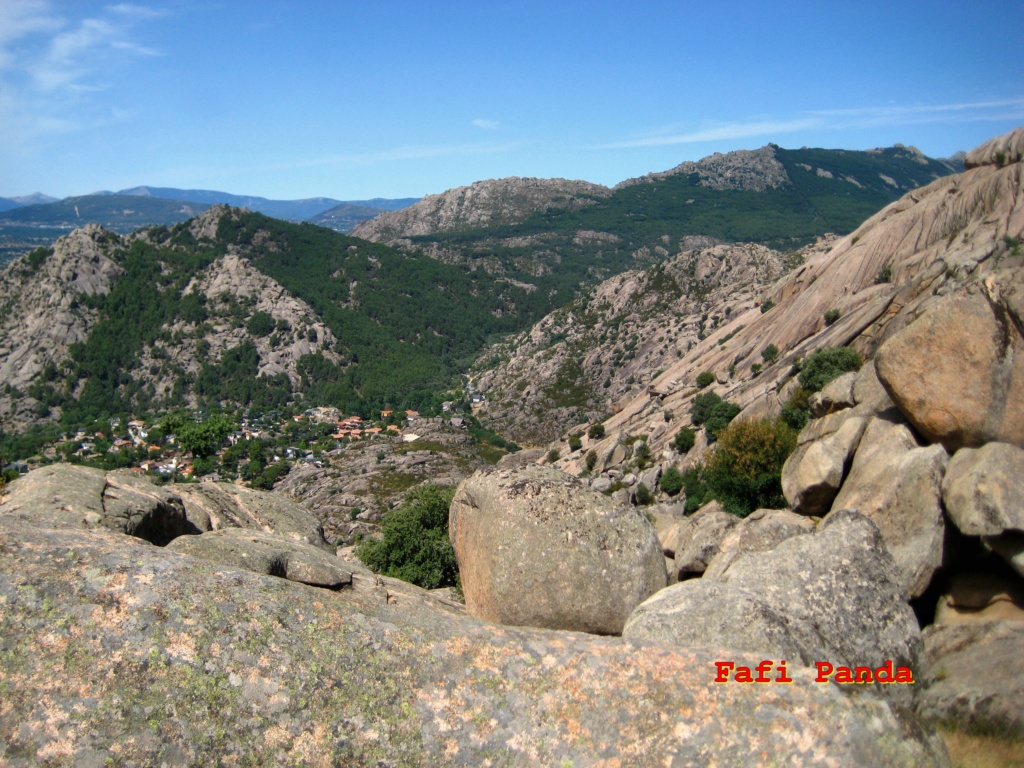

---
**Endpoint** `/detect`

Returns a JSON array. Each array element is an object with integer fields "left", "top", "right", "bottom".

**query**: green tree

[
  {"left": 761, "top": 344, "right": 779, "bottom": 364},
  {"left": 798, "top": 347, "right": 862, "bottom": 393},
  {"left": 176, "top": 413, "right": 237, "bottom": 457},
  {"left": 658, "top": 466, "right": 684, "bottom": 496},
  {"left": 587, "top": 423, "right": 606, "bottom": 439},
  {"left": 355, "top": 485, "right": 459, "bottom": 589},
  {"left": 702, "top": 418, "right": 797, "bottom": 516},
  {"left": 696, "top": 371, "right": 715, "bottom": 388},
  {"left": 691, "top": 392, "right": 741, "bottom": 441},
  {"left": 673, "top": 427, "right": 696, "bottom": 454}
]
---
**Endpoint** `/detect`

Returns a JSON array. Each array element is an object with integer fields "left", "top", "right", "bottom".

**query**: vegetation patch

[{"left": 355, "top": 485, "right": 459, "bottom": 589}]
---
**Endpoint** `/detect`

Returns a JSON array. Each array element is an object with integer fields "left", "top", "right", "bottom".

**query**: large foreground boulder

[
  {"left": 0, "top": 464, "right": 195, "bottom": 545},
  {"left": 0, "top": 515, "right": 950, "bottom": 766},
  {"left": 449, "top": 464, "right": 666, "bottom": 634},
  {"left": 624, "top": 510, "right": 923, "bottom": 707}
]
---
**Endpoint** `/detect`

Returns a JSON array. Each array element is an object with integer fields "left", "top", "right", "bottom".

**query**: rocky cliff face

[
  {"left": 351, "top": 176, "right": 611, "bottom": 244},
  {"left": 0, "top": 225, "right": 123, "bottom": 426},
  {"left": 617, "top": 144, "right": 791, "bottom": 191}
]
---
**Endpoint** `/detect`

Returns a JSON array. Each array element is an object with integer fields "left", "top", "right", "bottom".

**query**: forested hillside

[{"left": 358, "top": 144, "right": 959, "bottom": 309}]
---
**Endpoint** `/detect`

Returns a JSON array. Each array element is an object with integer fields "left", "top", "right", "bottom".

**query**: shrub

[
  {"left": 701, "top": 418, "right": 798, "bottom": 516},
  {"left": 824, "top": 309, "right": 841, "bottom": 326},
  {"left": 673, "top": 427, "right": 696, "bottom": 454},
  {"left": 634, "top": 482, "right": 652, "bottom": 506},
  {"left": 355, "top": 485, "right": 458, "bottom": 589},
  {"left": 585, "top": 449, "right": 598, "bottom": 471},
  {"left": 781, "top": 386, "right": 811, "bottom": 431},
  {"left": 761, "top": 344, "right": 779, "bottom": 364},
  {"left": 696, "top": 371, "right": 715, "bottom": 388},
  {"left": 658, "top": 466, "right": 684, "bottom": 496},
  {"left": 798, "top": 347, "right": 862, "bottom": 392},
  {"left": 547, "top": 448, "right": 560, "bottom": 463},
  {"left": 760, "top": 299, "right": 775, "bottom": 313},
  {"left": 750, "top": 362, "right": 762, "bottom": 376},
  {"left": 587, "top": 423, "right": 606, "bottom": 439},
  {"left": 691, "top": 392, "right": 741, "bottom": 442},
  {"left": 876, "top": 264, "right": 893, "bottom": 284},
  {"left": 682, "top": 466, "right": 711, "bottom": 513},
  {"left": 568, "top": 434, "right": 582, "bottom": 452},
  {"left": 634, "top": 440, "right": 651, "bottom": 463}
]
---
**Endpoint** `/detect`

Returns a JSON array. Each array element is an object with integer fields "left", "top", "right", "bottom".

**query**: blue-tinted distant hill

[
  {"left": 0, "top": 194, "right": 211, "bottom": 232},
  {"left": 111, "top": 186, "right": 342, "bottom": 221}
]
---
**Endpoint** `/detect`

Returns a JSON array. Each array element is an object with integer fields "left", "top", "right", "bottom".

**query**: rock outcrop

[
  {"left": 352, "top": 176, "right": 611, "bottom": 244},
  {"left": 0, "top": 514, "right": 949, "bottom": 766},
  {"left": 624, "top": 510, "right": 923, "bottom": 708},
  {"left": 0, "top": 467, "right": 951, "bottom": 765},
  {"left": 918, "top": 621, "right": 1024, "bottom": 737},
  {"left": 0, "top": 225, "right": 122, "bottom": 426},
  {"left": 449, "top": 464, "right": 666, "bottom": 634},
  {"left": 875, "top": 269, "right": 1024, "bottom": 452}
]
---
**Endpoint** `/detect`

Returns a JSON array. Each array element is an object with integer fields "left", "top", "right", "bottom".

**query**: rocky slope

[
  {"left": 550, "top": 128, "right": 1024, "bottom": 479},
  {"left": 0, "top": 225, "right": 122, "bottom": 407},
  {"left": 521, "top": 127, "right": 1024, "bottom": 743},
  {"left": 472, "top": 237, "right": 819, "bottom": 445},
  {"left": 0, "top": 207, "right": 340, "bottom": 428}
]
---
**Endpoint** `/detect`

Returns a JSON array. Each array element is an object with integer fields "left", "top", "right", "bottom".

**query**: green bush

[
  {"left": 824, "top": 309, "right": 841, "bottom": 326},
  {"left": 701, "top": 418, "right": 798, "bottom": 516},
  {"left": 587, "top": 423, "right": 606, "bottom": 439},
  {"left": 690, "top": 392, "right": 741, "bottom": 442},
  {"left": 760, "top": 299, "right": 775, "bottom": 313},
  {"left": 634, "top": 482, "right": 652, "bottom": 506},
  {"left": 761, "top": 344, "right": 779, "bottom": 364},
  {"left": 696, "top": 371, "right": 715, "bottom": 388},
  {"left": 682, "top": 466, "right": 711, "bottom": 513},
  {"left": 876, "top": 264, "right": 893, "bottom": 284},
  {"left": 673, "top": 427, "right": 696, "bottom": 454},
  {"left": 798, "top": 347, "right": 862, "bottom": 392},
  {"left": 658, "top": 466, "right": 684, "bottom": 496},
  {"left": 781, "top": 386, "right": 811, "bottom": 431},
  {"left": 585, "top": 449, "right": 598, "bottom": 471},
  {"left": 568, "top": 434, "right": 582, "bottom": 452},
  {"left": 355, "top": 485, "right": 458, "bottom": 589},
  {"left": 547, "top": 448, "right": 560, "bottom": 463},
  {"left": 750, "top": 362, "right": 762, "bottom": 376}
]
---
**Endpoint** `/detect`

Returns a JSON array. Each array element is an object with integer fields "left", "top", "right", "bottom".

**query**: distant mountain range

[{"left": 0, "top": 188, "right": 421, "bottom": 264}]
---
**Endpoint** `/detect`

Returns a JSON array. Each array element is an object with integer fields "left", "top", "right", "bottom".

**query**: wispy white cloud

[
  {"left": 0, "top": 2, "right": 165, "bottom": 142},
  {"left": 599, "top": 118, "right": 820, "bottom": 149},
  {"left": 472, "top": 118, "right": 500, "bottom": 130},
  {"left": 600, "top": 99, "right": 1024, "bottom": 151},
  {"left": 107, "top": 3, "right": 169, "bottom": 20}
]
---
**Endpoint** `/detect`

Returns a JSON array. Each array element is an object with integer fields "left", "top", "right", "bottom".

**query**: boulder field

[{"left": 0, "top": 465, "right": 950, "bottom": 766}]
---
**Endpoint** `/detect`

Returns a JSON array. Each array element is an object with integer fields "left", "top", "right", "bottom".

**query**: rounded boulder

[{"left": 449, "top": 464, "right": 667, "bottom": 634}]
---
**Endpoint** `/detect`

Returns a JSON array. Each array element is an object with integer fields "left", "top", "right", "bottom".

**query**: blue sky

[{"left": 2, "top": 0, "right": 1023, "bottom": 201}]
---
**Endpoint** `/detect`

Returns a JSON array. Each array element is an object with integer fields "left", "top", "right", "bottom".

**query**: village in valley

[{"left": 1, "top": 393, "right": 489, "bottom": 493}]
